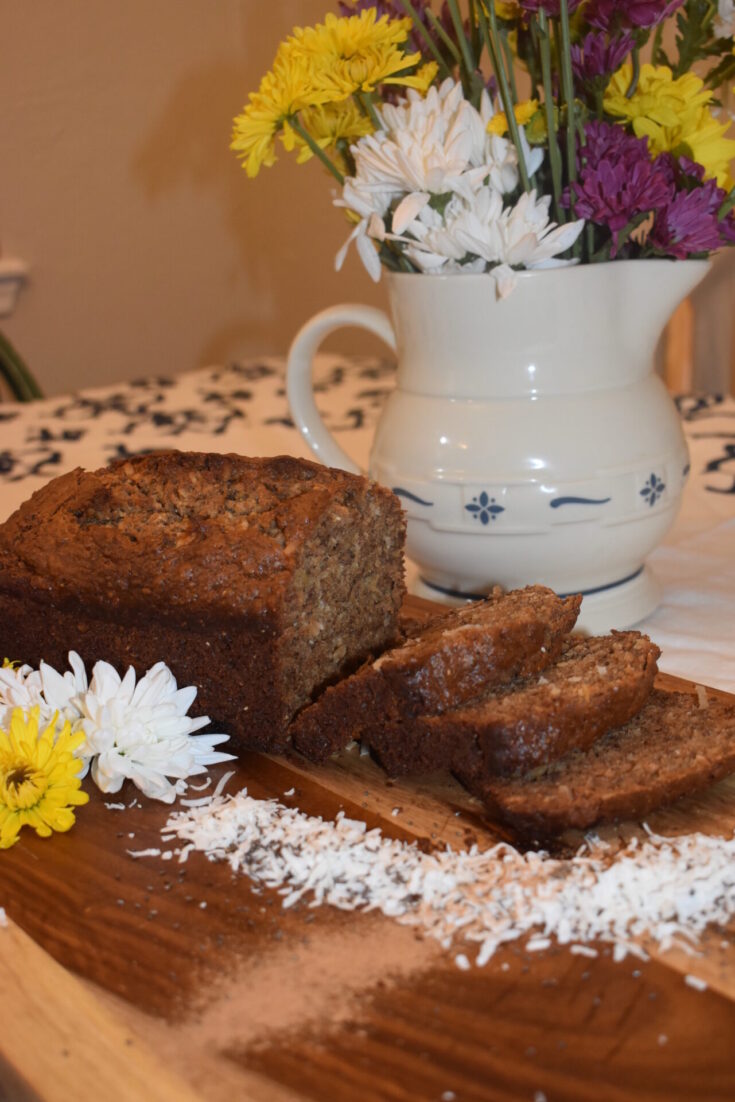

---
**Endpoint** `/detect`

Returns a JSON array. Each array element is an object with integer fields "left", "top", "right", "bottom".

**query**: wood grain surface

[{"left": 2, "top": 597, "right": 735, "bottom": 1102}]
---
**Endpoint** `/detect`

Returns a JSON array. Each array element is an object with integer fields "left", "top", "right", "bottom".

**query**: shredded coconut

[
  {"left": 0, "top": 907, "right": 7, "bottom": 928},
  {"left": 684, "top": 973, "right": 709, "bottom": 991},
  {"left": 104, "top": 802, "right": 127, "bottom": 811},
  {"left": 189, "top": 778, "right": 213, "bottom": 793},
  {"left": 159, "top": 790, "right": 735, "bottom": 969}
]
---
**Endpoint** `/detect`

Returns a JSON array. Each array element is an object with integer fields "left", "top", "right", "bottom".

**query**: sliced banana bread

[
  {"left": 291, "top": 586, "right": 581, "bottom": 763},
  {"left": 371, "top": 631, "right": 660, "bottom": 778},
  {"left": 470, "top": 689, "right": 735, "bottom": 836}
]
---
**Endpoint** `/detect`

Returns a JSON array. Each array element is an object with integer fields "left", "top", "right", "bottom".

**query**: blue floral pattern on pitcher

[
  {"left": 465, "top": 491, "right": 505, "bottom": 525},
  {"left": 640, "top": 473, "right": 666, "bottom": 507}
]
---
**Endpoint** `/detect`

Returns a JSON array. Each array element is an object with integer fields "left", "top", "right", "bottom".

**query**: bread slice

[
  {"left": 469, "top": 689, "right": 735, "bottom": 836},
  {"left": 370, "top": 631, "right": 660, "bottom": 778},
  {"left": 291, "top": 586, "right": 581, "bottom": 763}
]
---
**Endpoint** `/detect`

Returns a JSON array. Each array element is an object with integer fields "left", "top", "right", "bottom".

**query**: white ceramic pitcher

[{"left": 286, "top": 259, "right": 709, "bottom": 632}]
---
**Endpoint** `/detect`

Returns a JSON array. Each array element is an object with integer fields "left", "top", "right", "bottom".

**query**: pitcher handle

[{"left": 286, "top": 304, "right": 396, "bottom": 475}]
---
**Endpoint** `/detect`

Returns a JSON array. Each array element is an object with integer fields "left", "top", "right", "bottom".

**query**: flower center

[{"left": 1, "top": 761, "right": 48, "bottom": 809}]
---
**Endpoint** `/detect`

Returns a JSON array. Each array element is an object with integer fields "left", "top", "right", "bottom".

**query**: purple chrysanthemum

[
  {"left": 649, "top": 181, "right": 727, "bottom": 258},
  {"left": 570, "top": 31, "right": 634, "bottom": 82},
  {"left": 581, "top": 119, "right": 643, "bottom": 166},
  {"left": 568, "top": 121, "right": 673, "bottom": 252},
  {"left": 587, "top": 0, "right": 684, "bottom": 31}
]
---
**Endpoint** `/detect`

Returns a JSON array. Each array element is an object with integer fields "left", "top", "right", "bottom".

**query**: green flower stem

[
  {"left": 576, "top": 122, "right": 594, "bottom": 262},
  {"left": 526, "top": 20, "right": 542, "bottom": 100},
  {"left": 585, "top": 222, "right": 595, "bottom": 263},
  {"left": 289, "top": 117, "right": 345, "bottom": 185},
  {"left": 590, "top": 213, "right": 647, "bottom": 261},
  {"left": 537, "top": 11, "right": 564, "bottom": 220},
  {"left": 394, "top": 0, "right": 453, "bottom": 80},
  {"left": 594, "top": 81, "right": 605, "bottom": 118},
  {"left": 379, "top": 240, "right": 415, "bottom": 273},
  {"left": 0, "top": 330, "right": 42, "bottom": 401},
  {"left": 358, "top": 92, "right": 383, "bottom": 131},
  {"left": 425, "top": 9, "right": 463, "bottom": 68},
  {"left": 500, "top": 29, "right": 518, "bottom": 102},
  {"left": 719, "top": 188, "right": 735, "bottom": 220},
  {"left": 558, "top": 0, "right": 578, "bottom": 237},
  {"left": 626, "top": 45, "right": 641, "bottom": 98},
  {"left": 446, "top": 0, "right": 477, "bottom": 91},
  {"left": 482, "top": 1, "right": 532, "bottom": 193},
  {"left": 467, "top": 0, "right": 481, "bottom": 60}
]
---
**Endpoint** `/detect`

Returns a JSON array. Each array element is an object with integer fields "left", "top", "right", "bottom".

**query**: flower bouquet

[{"left": 232, "top": 0, "right": 735, "bottom": 297}]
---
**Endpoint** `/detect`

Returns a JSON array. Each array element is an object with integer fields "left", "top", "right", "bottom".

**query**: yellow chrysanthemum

[
  {"left": 289, "top": 10, "right": 428, "bottom": 98},
  {"left": 231, "top": 46, "right": 331, "bottom": 177},
  {"left": 487, "top": 98, "right": 540, "bottom": 136},
  {"left": 495, "top": 0, "right": 521, "bottom": 18},
  {"left": 294, "top": 101, "right": 375, "bottom": 166},
  {"left": 605, "top": 63, "right": 735, "bottom": 188},
  {"left": 0, "top": 706, "right": 88, "bottom": 849}
]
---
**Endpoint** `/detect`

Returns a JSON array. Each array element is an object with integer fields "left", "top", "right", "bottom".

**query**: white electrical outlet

[{"left": 0, "top": 259, "right": 28, "bottom": 318}]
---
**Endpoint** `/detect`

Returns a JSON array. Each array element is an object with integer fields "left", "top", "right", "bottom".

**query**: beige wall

[
  {"left": 0, "top": 1, "right": 388, "bottom": 397},
  {"left": 2, "top": 4, "right": 734, "bottom": 398}
]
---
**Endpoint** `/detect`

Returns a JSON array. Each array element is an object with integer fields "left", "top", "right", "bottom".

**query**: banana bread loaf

[
  {"left": 291, "top": 586, "right": 581, "bottom": 763},
  {"left": 470, "top": 688, "right": 735, "bottom": 835},
  {"left": 0, "top": 451, "right": 406, "bottom": 752},
  {"left": 376, "top": 631, "right": 660, "bottom": 779}
]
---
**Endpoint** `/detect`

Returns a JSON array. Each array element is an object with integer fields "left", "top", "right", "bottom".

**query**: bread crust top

[{"left": 0, "top": 451, "right": 402, "bottom": 624}]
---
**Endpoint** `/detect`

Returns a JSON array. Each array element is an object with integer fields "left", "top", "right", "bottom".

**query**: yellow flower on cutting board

[
  {"left": 487, "top": 98, "right": 540, "bottom": 136},
  {"left": 0, "top": 706, "right": 88, "bottom": 850},
  {"left": 605, "top": 63, "right": 735, "bottom": 188},
  {"left": 289, "top": 10, "right": 431, "bottom": 97}
]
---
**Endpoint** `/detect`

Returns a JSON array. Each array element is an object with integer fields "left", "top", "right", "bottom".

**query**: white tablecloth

[{"left": 1, "top": 361, "right": 734, "bottom": 692}]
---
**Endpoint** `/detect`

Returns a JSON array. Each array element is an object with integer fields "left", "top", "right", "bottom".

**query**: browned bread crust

[
  {"left": 291, "top": 586, "right": 581, "bottom": 763},
  {"left": 471, "top": 689, "right": 735, "bottom": 836},
  {"left": 0, "top": 451, "right": 406, "bottom": 752},
  {"left": 399, "top": 631, "right": 659, "bottom": 780}
]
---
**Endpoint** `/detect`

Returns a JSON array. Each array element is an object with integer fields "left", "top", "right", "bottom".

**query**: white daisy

[
  {"left": 335, "top": 79, "right": 538, "bottom": 280},
  {"left": 334, "top": 77, "right": 560, "bottom": 287},
  {"left": 78, "top": 660, "right": 235, "bottom": 804},
  {"left": 0, "top": 661, "right": 47, "bottom": 729},
  {"left": 380, "top": 186, "right": 584, "bottom": 295},
  {"left": 39, "top": 651, "right": 88, "bottom": 725}
]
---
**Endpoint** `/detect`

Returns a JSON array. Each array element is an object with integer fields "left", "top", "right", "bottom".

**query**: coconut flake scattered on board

[
  {"left": 159, "top": 790, "right": 735, "bottom": 968},
  {"left": 0, "top": 907, "right": 7, "bottom": 928}
]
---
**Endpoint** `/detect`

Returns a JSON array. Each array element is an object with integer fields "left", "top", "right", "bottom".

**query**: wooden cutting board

[{"left": 2, "top": 596, "right": 735, "bottom": 1102}]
